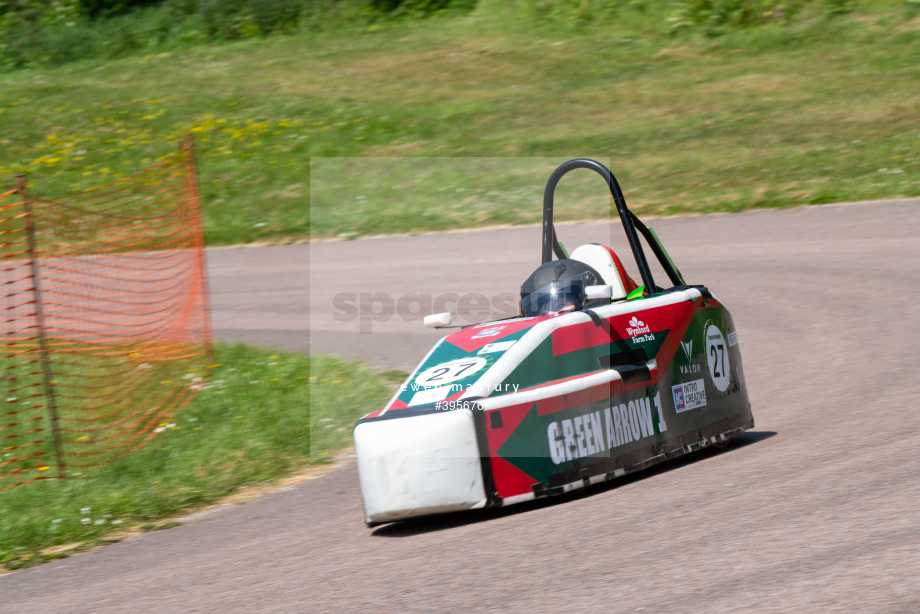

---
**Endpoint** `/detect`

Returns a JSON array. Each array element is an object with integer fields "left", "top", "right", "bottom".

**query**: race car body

[{"left": 354, "top": 159, "right": 754, "bottom": 526}]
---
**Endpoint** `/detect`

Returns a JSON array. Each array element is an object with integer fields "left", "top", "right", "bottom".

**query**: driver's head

[{"left": 520, "top": 259, "right": 601, "bottom": 317}]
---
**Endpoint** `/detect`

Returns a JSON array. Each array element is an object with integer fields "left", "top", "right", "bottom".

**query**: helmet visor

[{"left": 521, "top": 279, "right": 586, "bottom": 317}]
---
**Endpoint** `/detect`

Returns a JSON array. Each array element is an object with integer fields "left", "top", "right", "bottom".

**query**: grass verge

[
  {"left": 0, "top": 343, "right": 400, "bottom": 572},
  {"left": 0, "top": 5, "right": 917, "bottom": 244}
]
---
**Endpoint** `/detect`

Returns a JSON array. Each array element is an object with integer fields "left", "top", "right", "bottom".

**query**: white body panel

[{"left": 354, "top": 408, "right": 486, "bottom": 525}]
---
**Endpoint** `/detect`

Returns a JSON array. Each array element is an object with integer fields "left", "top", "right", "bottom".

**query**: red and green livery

[{"left": 354, "top": 159, "right": 754, "bottom": 526}]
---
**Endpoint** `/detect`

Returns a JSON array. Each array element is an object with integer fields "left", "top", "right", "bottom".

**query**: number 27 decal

[
  {"left": 705, "top": 324, "right": 731, "bottom": 393},
  {"left": 415, "top": 357, "right": 489, "bottom": 387}
]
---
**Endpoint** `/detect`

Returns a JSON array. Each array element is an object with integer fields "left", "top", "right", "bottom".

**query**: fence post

[
  {"left": 17, "top": 175, "right": 67, "bottom": 479},
  {"left": 181, "top": 135, "right": 216, "bottom": 363}
]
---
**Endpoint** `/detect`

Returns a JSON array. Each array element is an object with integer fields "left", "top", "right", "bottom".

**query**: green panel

[
  {"left": 499, "top": 329, "right": 668, "bottom": 394},
  {"left": 662, "top": 306, "right": 749, "bottom": 430},
  {"left": 497, "top": 389, "right": 666, "bottom": 485}
]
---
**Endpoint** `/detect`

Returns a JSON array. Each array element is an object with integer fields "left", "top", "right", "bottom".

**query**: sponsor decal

[
  {"left": 672, "top": 379, "right": 707, "bottom": 413},
  {"left": 472, "top": 326, "right": 505, "bottom": 339},
  {"left": 478, "top": 340, "right": 516, "bottom": 355},
  {"left": 672, "top": 385, "right": 684, "bottom": 411},
  {"left": 546, "top": 393, "right": 666, "bottom": 465},
  {"left": 705, "top": 324, "right": 731, "bottom": 393},
  {"left": 678, "top": 338, "right": 702, "bottom": 375},
  {"left": 728, "top": 330, "right": 738, "bottom": 347},
  {"left": 680, "top": 339, "right": 693, "bottom": 361},
  {"left": 626, "top": 316, "right": 650, "bottom": 336},
  {"left": 625, "top": 316, "right": 656, "bottom": 345}
]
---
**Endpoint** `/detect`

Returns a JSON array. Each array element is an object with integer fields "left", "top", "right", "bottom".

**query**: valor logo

[
  {"left": 672, "top": 379, "right": 707, "bottom": 413},
  {"left": 679, "top": 339, "right": 701, "bottom": 375},
  {"left": 680, "top": 339, "right": 693, "bottom": 361}
]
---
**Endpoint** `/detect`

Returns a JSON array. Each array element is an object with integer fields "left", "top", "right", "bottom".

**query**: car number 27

[
  {"left": 705, "top": 324, "right": 731, "bottom": 393},
  {"left": 414, "top": 357, "right": 488, "bottom": 387}
]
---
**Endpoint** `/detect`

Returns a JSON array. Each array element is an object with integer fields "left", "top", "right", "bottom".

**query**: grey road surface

[
  {"left": 208, "top": 243, "right": 310, "bottom": 355},
  {"left": 2, "top": 199, "right": 919, "bottom": 613}
]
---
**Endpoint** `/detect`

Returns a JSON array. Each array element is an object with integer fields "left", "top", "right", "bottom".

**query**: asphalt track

[{"left": 2, "top": 199, "right": 919, "bottom": 612}]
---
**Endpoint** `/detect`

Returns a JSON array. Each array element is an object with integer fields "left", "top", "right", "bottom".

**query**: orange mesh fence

[{"left": 0, "top": 140, "right": 212, "bottom": 490}]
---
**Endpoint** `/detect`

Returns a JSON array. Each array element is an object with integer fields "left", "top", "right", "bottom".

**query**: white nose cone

[{"left": 354, "top": 408, "right": 487, "bottom": 525}]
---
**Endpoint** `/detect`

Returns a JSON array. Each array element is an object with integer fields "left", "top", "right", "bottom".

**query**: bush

[
  {"left": 199, "top": 0, "right": 302, "bottom": 40},
  {"left": 0, "top": 0, "right": 914, "bottom": 71},
  {"left": 369, "top": 0, "right": 476, "bottom": 15},
  {"left": 78, "top": 0, "right": 162, "bottom": 19},
  {"left": 0, "top": 0, "right": 81, "bottom": 29},
  {"left": 668, "top": 0, "right": 805, "bottom": 34}
]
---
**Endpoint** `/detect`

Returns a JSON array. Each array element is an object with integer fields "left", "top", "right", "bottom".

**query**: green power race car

[{"left": 354, "top": 158, "right": 754, "bottom": 526}]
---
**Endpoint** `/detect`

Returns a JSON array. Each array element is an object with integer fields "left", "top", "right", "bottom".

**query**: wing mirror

[{"left": 423, "top": 312, "right": 453, "bottom": 328}]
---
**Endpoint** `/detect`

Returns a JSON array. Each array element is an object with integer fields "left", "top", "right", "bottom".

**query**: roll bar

[{"left": 541, "top": 158, "right": 684, "bottom": 293}]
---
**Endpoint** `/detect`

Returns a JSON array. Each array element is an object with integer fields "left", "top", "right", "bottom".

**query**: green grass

[
  {"left": 0, "top": 344, "right": 400, "bottom": 571},
  {"left": 0, "top": 4, "right": 917, "bottom": 244}
]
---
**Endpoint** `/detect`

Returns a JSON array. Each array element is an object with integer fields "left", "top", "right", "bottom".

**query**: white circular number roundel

[
  {"left": 705, "top": 324, "right": 731, "bottom": 393},
  {"left": 414, "top": 357, "right": 488, "bottom": 387}
]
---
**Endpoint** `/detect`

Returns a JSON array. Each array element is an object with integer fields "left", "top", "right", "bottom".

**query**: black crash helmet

[{"left": 520, "top": 259, "right": 602, "bottom": 317}]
